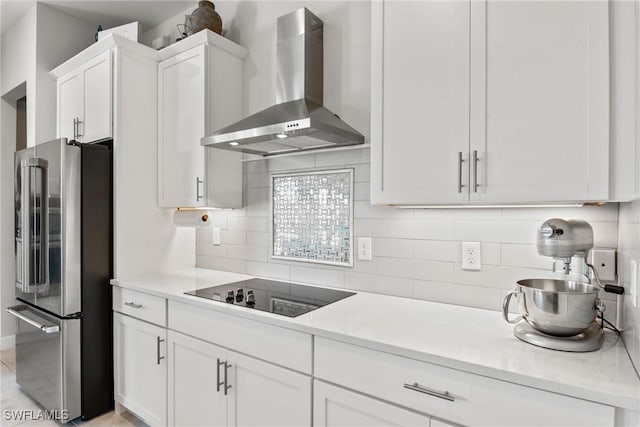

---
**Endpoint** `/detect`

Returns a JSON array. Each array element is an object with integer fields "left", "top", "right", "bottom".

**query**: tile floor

[{"left": 1, "top": 349, "right": 145, "bottom": 426}]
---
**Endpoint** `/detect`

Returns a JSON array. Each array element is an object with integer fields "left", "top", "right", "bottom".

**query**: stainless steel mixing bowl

[{"left": 502, "top": 278, "right": 604, "bottom": 337}]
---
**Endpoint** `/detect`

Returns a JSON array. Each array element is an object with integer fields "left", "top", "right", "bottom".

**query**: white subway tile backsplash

[
  {"left": 290, "top": 266, "right": 345, "bottom": 288},
  {"left": 454, "top": 220, "right": 538, "bottom": 244},
  {"left": 314, "top": 148, "right": 370, "bottom": 167},
  {"left": 195, "top": 155, "right": 622, "bottom": 315},
  {"left": 345, "top": 272, "right": 412, "bottom": 298},
  {"left": 377, "top": 219, "right": 455, "bottom": 241},
  {"left": 501, "top": 204, "right": 619, "bottom": 222},
  {"left": 354, "top": 182, "right": 370, "bottom": 201},
  {"left": 245, "top": 246, "right": 268, "bottom": 262},
  {"left": 501, "top": 244, "right": 550, "bottom": 270},
  {"left": 246, "top": 261, "right": 290, "bottom": 280},
  {"left": 246, "top": 172, "right": 270, "bottom": 188},
  {"left": 413, "top": 280, "right": 502, "bottom": 311},
  {"left": 244, "top": 159, "right": 267, "bottom": 174},
  {"left": 220, "top": 230, "right": 246, "bottom": 245},
  {"left": 267, "top": 155, "right": 315, "bottom": 172},
  {"left": 247, "top": 232, "right": 269, "bottom": 247},
  {"left": 354, "top": 164, "right": 371, "bottom": 183},
  {"left": 373, "top": 238, "right": 413, "bottom": 258}
]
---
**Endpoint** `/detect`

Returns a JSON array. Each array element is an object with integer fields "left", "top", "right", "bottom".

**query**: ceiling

[{"left": 1, "top": 0, "right": 196, "bottom": 35}]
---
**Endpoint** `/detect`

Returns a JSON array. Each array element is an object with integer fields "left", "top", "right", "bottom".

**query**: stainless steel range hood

[{"left": 201, "top": 8, "right": 365, "bottom": 156}]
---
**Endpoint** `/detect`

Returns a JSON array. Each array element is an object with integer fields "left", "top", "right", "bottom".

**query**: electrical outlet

[
  {"left": 631, "top": 259, "right": 638, "bottom": 308},
  {"left": 358, "top": 237, "right": 372, "bottom": 261},
  {"left": 462, "top": 242, "right": 482, "bottom": 271},
  {"left": 212, "top": 227, "right": 221, "bottom": 246},
  {"left": 589, "top": 248, "right": 616, "bottom": 282}
]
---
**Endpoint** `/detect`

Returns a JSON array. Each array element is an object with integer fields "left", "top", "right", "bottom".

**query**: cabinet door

[
  {"left": 158, "top": 45, "right": 206, "bottom": 207},
  {"left": 314, "top": 380, "right": 431, "bottom": 427},
  {"left": 114, "top": 313, "right": 167, "bottom": 426},
  {"left": 57, "top": 71, "right": 83, "bottom": 140},
  {"left": 371, "top": 0, "right": 471, "bottom": 205},
  {"left": 469, "top": 0, "right": 609, "bottom": 203},
  {"left": 81, "top": 50, "right": 112, "bottom": 143},
  {"left": 227, "top": 350, "right": 312, "bottom": 427},
  {"left": 167, "top": 331, "right": 226, "bottom": 427}
]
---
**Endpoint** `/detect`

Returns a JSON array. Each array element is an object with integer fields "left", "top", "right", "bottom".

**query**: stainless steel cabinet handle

[
  {"left": 472, "top": 150, "right": 479, "bottom": 193},
  {"left": 224, "top": 361, "right": 232, "bottom": 395},
  {"left": 76, "top": 118, "right": 84, "bottom": 138},
  {"left": 156, "top": 337, "right": 165, "bottom": 365},
  {"left": 403, "top": 382, "right": 455, "bottom": 402},
  {"left": 216, "top": 358, "right": 225, "bottom": 392},
  {"left": 457, "top": 152, "right": 465, "bottom": 193},
  {"left": 6, "top": 306, "right": 59, "bottom": 334},
  {"left": 196, "top": 176, "right": 204, "bottom": 201},
  {"left": 124, "top": 302, "right": 143, "bottom": 309}
]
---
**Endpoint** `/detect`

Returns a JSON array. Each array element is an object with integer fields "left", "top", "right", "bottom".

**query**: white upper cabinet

[
  {"left": 469, "top": 0, "right": 609, "bottom": 203},
  {"left": 57, "top": 50, "right": 112, "bottom": 143},
  {"left": 371, "top": 0, "right": 470, "bottom": 205},
  {"left": 158, "top": 45, "right": 207, "bottom": 208},
  {"left": 157, "top": 31, "right": 247, "bottom": 208},
  {"left": 371, "top": 0, "right": 610, "bottom": 205}
]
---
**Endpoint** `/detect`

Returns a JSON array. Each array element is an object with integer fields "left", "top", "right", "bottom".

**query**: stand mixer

[{"left": 503, "top": 218, "right": 605, "bottom": 352}]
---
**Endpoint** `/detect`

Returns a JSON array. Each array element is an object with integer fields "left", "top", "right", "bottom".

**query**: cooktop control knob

[
  {"left": 225, "top": 290, "right": 235, "bottom": 303},
  {"left": 235, "top": 288, "right": 244, "bottom": 303},
  {"left": 246, "top": 291, "right": 256, "bottom": 307}
]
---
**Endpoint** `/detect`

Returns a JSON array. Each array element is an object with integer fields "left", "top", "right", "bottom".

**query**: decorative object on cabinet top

[{"left": 190, "top": 1, "right": 222, "bottom": 35}]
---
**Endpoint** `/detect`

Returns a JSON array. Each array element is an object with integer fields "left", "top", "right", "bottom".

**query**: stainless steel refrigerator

[{"left": 7, "top": 138, "right": 113, "bottom": 422}]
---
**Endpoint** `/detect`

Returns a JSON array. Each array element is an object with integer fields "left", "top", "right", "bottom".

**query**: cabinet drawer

[
  {"left": 113, "top": 287, "right": 167, "bottom": 327},
  {"left": 168, "top": 300, "right": 312, "bottom": 374},
  {"left": 314, "top": 338, "right": 614, "bottom": 427}
]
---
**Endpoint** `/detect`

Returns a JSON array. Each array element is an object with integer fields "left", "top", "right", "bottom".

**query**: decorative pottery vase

[{"left": 190, "top": 0, "right": 222, "bottom": 35}]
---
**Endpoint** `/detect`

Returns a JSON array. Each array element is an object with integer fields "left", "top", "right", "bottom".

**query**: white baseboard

[{"left": 0, "top": 335, "right": 15, "bottom": 351}]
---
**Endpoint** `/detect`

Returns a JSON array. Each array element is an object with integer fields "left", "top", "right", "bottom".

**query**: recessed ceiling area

[{"left": 1, "top": 1, "right": 195, "bottom": 35}]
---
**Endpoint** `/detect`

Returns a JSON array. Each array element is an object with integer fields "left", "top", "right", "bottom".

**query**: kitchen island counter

[{"left": 112, "top": 267, "right": 640, "bottom": 411}]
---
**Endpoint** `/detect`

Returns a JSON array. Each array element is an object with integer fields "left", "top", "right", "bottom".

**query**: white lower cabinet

[
  {"left": 167, "top": 330, "right": 312, "bottom": 427},
  {"left": 314, "top": 380, "right": 432, "bottom": 427},
  {"left": 114, "top": 312, "right": 167, "bottom": 426},
  {"left": 314, "top": 337, "right": 615, "bottom": 427}
]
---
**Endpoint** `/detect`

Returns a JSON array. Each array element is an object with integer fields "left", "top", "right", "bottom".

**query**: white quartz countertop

[{"left": 112, "top": 268, "right": 640, "bottom": 410}]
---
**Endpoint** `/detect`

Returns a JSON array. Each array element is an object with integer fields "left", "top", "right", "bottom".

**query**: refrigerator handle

[
  {"left": 19, "top": 158, "right": 48, "bottom": 293},
  {"left": 6, "top": 305, "right": 59, "bottom": 334}
]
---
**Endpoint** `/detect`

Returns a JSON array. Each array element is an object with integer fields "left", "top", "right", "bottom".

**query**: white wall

[{"left": 1, "top": 4, "right": 37, "bottom": 147}]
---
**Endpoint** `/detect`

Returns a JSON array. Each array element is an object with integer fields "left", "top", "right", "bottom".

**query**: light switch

[{"left": 212, "top": 227, "right": 221, "bottom": 246}]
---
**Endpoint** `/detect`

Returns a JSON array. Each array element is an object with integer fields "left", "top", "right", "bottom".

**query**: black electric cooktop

[{"left": 185, "top": 278, "right": 356, "bottom": 318}]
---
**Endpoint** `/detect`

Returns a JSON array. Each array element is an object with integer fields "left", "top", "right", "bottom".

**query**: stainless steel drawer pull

[
  {"left": 216, "top": 358, "right": 225, "bottom": 392},
  {"left": 457, "top": 151, "right": 464, "bottom": 193},
  {"left": 6, "top": 306, "right": 59, "bottom": 334},
  {"left": 156, "top": 337, "right": 165, "bottom": 365},
  {"left": 403, "top": 382, "right": 455, "bottom": 402},
  {"left": 124, "top": 302, "right": 143, "bottom": 309}
]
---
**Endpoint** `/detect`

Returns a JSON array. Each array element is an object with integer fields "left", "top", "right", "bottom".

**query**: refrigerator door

[
  {"left": 9, "top": 303, "right": 81, "bottom": 423},
  {"left": 15, "top": 139, "right": 81, "bottom": 316}
]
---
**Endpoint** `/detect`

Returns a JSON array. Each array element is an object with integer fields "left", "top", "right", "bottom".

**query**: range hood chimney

[{"left": 201, "top": 8, "right": 365, "bottom": 156}]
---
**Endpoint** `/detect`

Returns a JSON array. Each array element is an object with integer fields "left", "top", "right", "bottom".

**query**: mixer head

[{"left": 536, "top": 219, "right": 594, "bottom": 267}]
